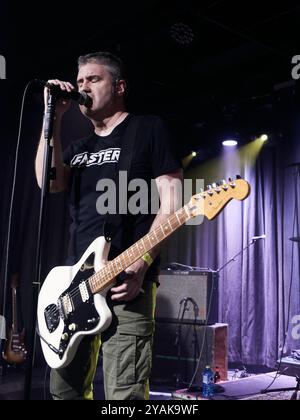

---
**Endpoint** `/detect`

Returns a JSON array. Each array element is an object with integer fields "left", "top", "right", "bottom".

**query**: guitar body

[
  {"left": 2, "top": 328, "right": 26, "bottom": 364},
  {"left": 37, "top": 236, "right": 112, "bottom": 369}
]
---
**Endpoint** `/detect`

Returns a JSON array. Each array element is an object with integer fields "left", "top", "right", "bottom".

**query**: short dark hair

[{"left": 77, "top": 51, "right": 124, "bottom": 82}]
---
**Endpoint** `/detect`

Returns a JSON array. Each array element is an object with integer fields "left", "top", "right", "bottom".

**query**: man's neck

[{"left": 93, "top": 110, "right": 129, "bottom": 137}]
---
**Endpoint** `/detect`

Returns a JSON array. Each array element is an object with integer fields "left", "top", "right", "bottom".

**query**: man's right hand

[{"left": 44, "top": 79, "right": 75, "bottom": 119}]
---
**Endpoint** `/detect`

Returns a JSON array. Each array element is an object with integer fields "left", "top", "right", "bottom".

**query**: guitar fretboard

[{"left": 88, "top": 205, "right": 192, "bottom": 294}]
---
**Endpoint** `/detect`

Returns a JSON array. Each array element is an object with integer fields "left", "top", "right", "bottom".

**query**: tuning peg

[
  {"left": 206, "top": 184, "right": 212, "bottom": 190},
  {"left": 236, "top": 175, "right": 241, "bottom": 179},
  {"left": 220, "top": 179, "right": 228, "bottom": 190},
  {"left": 212, "top": 182, "right": 217, "bottom": 188},
  {"left": 228, "top": 177, "right": 236, "bottom": 187}
]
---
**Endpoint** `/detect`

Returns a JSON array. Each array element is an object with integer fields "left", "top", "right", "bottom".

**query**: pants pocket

[{"left": 115, "top": 333, "right": 152, "bottom": 387}]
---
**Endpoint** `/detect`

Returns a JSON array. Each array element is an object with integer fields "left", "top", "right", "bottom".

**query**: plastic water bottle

[{"left": 201, "top": 365, "right": 214, "bottom": 398}]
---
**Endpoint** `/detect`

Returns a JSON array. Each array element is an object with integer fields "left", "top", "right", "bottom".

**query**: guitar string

[
  {"left": 46, "top": 186, "right": 230, "bottom": 317},
  {"left": 44, "top": 184, "right": 243, "bottom": 325},
  {"left": 45, "top": 185, "right": 234, "bottom": 320},
  {"left": 45, "top": 210, "right": 191, "bottom": 318},
  {"left": 42, "top": 183, "right": 244, "bottom": 349},
  {"left": 45, "top": 185, "right": 239, "bottom": 315},
  {"left": 46, "top": 184, "right": 235, "bottom": 314},
  {"left": 45, "top": 212, "right": 186, "bottom": 318},
  {"left": 47, "top": 180, "right": 242, "bottom": 319}
]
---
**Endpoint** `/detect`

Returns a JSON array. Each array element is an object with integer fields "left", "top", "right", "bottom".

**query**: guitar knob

[
  {"left": 68, "top": 323, "right": 78, "bottom": 332},
  {"left": 61, "top": 333, "right": 69, "bottom": 341}
]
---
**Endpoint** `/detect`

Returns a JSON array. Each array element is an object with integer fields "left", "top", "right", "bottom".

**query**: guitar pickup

[
  {"left": 79, "top": 281, "right": 90, "bottom": 303},
  {"left": 58, "top": 294, "right": 74, "bottom": 318}
]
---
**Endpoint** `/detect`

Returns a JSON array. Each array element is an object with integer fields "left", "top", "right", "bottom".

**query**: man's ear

[{"left": 115, "top": 79, "right": 126, "bottom": 96}]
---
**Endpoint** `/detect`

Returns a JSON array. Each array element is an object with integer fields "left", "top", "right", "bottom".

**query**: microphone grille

[{"left": 79, "top": 91, "right": 92, "bottom": 107}]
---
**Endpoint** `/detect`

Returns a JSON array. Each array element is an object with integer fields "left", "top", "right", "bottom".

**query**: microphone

[
  {"left": 33, "top": 79, "right": 92, "bottom": 107},
  {"left": 251, "top": 234, "right": 266, "bottom": 240}
]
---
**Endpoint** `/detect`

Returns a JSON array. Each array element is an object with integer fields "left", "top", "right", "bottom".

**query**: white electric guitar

[{"left": 37, "top": 177, "right": 250, "bottom": 369}]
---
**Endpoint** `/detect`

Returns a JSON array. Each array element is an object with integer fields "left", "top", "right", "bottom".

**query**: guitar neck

[
  {"left": 12, "top": 288, "right": 18, "bottom": 333},
  {"left": 88, "top": 205, "right": 192, "bottom": 294},
  {"left": 88, "top": 177, "right": 251, "bottom": 294}
]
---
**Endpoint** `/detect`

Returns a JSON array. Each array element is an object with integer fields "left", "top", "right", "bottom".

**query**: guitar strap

[{"left": 104, "top": 115, "right": 141, "bottom": 241}]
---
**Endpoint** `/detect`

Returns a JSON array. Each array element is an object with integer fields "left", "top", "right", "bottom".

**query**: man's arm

[
  {"left": 35, "top": 114, "right": 71, "bottom": 192},
  {"left": 111, "top": 168, "right": 183, "bottom": 302},
  {"left": 143, "top": 169, "right": 183, "bottom": 262},
  {"left": 35, "top": 80, "right": 74, "bottom": 192}
]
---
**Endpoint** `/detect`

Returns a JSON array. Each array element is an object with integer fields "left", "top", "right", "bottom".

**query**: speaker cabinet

[
  {"left": 156, "top": 270, "right": 218, "bottom": 324},
  {"left": 151, "top": 322, "right": 228, "bottom": 386}
]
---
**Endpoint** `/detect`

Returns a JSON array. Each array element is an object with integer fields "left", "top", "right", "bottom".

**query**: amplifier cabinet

[
  {"left": 156, "top": 270, "right": 218, "bottom": 325},
  {"left": 151, "top": 322, "right": 228, "bottom": 385}
]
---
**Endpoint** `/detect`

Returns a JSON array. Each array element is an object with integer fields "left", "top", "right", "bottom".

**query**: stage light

[
  {"left": 222, "top": 139, "right": 238, "bottom": 147},
  {"left": 182, "top": 151, "right": 198, "bottom": 169},
  {"left": 260, "top": 134, "right": 268, "bottom": 142}
]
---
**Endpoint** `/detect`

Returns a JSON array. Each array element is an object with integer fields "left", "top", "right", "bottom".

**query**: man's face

[{"left": 76, "top": 62, "right": 120, "bottom": 117}]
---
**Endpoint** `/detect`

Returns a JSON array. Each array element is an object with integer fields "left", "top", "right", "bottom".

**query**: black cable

[
  {"left": 187, "top": 272, "right": 217, "bottom": 390},
  {"left": 0, "top": 81, "right": 32, "bottom": 356},
  {"left": 186, "top": 238, "right": 264, "bottom": 391},
  {"left": 174, "top": 298, "right": 189, "bottom": 386}
]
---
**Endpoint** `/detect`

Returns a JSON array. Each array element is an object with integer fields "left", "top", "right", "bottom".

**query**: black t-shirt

[{"left": 63, "top": 114, "right": 181, "bottom": 277}]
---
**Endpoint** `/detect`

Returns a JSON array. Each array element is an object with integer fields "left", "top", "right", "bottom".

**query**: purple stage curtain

[{"left": 161, "top": 130, "right": 300, "bottom": 367}]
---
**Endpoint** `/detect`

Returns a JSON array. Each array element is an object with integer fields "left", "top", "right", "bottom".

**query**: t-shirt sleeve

[
  {"left": 63, "top": 144, "right": 73, "bottom": 166},
  {"left": 150, "top": 117, "right": 182, "bottom": 178}
]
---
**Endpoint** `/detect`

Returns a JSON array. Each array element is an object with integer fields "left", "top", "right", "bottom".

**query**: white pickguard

[{"left": 37, "top": 236, "right": 112, "bottom": 369}]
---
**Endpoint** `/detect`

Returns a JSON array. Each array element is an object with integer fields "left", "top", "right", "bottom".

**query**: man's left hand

[{"left": 110, "top": 259, "right": 148, "bottom": 302}]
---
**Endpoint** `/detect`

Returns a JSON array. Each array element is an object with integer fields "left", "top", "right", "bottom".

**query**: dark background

[
  {"left": 1, "top": 1, "right": 300, "bottom": 150},
  {"left": 1, "top": 0, "right": 300, "bottom": 368}
]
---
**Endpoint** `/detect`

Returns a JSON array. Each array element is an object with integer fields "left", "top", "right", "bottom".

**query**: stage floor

[
  {"left": 171, "top": 372, "right": 299, "bottom": 400},
  {"left": 0, "top": 365, "right": 299, "bottom": 400}
]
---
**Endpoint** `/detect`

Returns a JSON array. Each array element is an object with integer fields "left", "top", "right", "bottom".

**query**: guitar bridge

[{"left": 58, "top": 294, "right": 74, "bottom": 318}]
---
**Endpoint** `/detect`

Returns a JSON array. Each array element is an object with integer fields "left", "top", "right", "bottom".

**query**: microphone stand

[
  {"left": 174, "top": 298, "right": 188, "bottom": 387},
  {"left": 23, "top": 93, "right": 57, "bottom": 400},
  {"left": 215, "top": 236, "right": 264, "bottom": 275}
]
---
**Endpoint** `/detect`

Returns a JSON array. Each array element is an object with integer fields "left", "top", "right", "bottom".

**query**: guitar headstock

[{"left": 187, "top": 176, "right": 250, "bottom": 220}]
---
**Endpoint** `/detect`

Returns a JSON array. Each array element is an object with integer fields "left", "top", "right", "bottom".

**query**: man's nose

[{"left": 81, "top": 80, "right": 91, "bottom": 91}]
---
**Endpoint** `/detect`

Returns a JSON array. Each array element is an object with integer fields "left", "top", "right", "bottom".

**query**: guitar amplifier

[
  {"left": 156, "top": 270, "right": 218, "bottom": 325},
  {"left": 151, "top": 323, "right": 228, "bottom": 385}
]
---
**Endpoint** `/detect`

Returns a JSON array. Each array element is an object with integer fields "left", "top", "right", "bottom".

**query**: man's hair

[{"left": 77, "top": 51, "right": 125, "bottom": 82}]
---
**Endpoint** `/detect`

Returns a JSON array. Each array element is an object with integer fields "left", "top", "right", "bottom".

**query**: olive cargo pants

[{"left": 50, "top": 281, "right": 157, "bottom": 400}]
